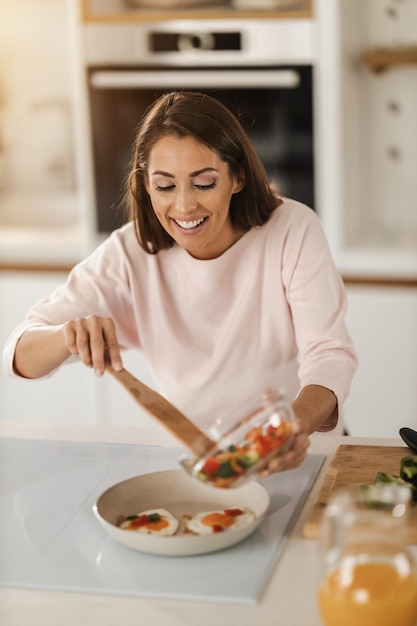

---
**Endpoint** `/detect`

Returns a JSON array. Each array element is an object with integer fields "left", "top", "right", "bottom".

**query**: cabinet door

[
  {"left": 104, "top": 349, "right": 160, "bottom": 429},
  {"left": 344, "top": 286, "right": 417, "bottom": 437},
  {"left": 0, "top": 272, "right": 98, "bottom": 424},
  {"left": 1, "top": 271, "right": 159, "bottom": 428}
]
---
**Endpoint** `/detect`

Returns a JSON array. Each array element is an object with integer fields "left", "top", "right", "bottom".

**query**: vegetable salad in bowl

[{"left": 181, "top": 388, "right": 295, "bottom": 488}]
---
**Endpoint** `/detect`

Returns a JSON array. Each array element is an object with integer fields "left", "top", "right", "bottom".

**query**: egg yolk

[{"left": 202, "top": 512, "right": 235, "bottom": 529}]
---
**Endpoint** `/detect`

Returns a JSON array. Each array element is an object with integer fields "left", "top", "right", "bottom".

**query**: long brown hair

[{"left": 126, "top": 91, "right": 281, "bottom": 253}]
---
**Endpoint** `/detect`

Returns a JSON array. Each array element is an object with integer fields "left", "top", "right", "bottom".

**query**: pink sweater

[{"left": 3, "top": 199, "right": 357, "bottom": 431}]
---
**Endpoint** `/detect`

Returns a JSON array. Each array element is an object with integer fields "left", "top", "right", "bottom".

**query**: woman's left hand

[{"left": 261, "top": 419, "right": 310, "bottom": 475}]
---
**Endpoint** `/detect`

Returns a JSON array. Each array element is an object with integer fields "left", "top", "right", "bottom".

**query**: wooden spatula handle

[{"left": 106, "top": 365, "right": 214, "bottom": 457}]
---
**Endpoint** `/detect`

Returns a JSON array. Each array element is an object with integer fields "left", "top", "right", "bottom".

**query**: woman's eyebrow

[
  {"left": 150, "top": 167, "right": 219, "bottom": 178},
  {"left": 150, "top": 170, "right": 174, "bottom": 177},
  {"left": 190, "top": 167, "right": 218, "bottom": 177}
]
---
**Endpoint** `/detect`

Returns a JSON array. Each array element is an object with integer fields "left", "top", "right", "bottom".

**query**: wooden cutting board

[{"left": 303, "top": 444, "right": 417, "bottom": 543}]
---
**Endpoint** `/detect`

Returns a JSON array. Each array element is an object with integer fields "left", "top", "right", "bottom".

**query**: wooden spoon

[{"left": 106, "top": 365, "right": 214, "bottom": 457}]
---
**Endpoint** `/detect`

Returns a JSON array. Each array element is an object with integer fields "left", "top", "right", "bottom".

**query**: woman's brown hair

[{"left": 126, "top": 91, "right": 281, "bottom": 253}]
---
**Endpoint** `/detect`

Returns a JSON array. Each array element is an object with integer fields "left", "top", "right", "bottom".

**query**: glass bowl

[{"left": 180, "top": 388, "right": 295, "bottom": 489}]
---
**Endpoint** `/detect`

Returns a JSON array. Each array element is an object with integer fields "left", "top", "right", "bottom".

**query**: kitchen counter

[
  {"left": 0, "top": 225, "right": 84, "bottom": 266},
  {"left": 80, "top": 0, "right": 313, "bottom": 23},
  {"left": 0, "top": 420, "right": 410, "bottom": 626},
  {"left": 0, "top": 190, "right": 90, "bottom": 266}
]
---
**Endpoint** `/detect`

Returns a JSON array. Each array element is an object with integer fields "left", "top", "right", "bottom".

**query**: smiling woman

[
  {"left": 3, "top": 91, "right": 357, "bottom": 476},
  {"left": 144, "top": 135, "right": 244, "bottom": 260},
  {"left": 127, "top": 91, "right": 278, "bottom": 257}
]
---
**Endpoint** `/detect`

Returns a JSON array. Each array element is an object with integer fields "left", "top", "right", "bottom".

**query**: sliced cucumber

[{"left": 238, "top": 450, "right": 261, "bottom": 468}]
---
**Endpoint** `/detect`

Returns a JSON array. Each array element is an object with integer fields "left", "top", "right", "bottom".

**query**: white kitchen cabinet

[
  {"left": 0, "top": 271, "right": 158, "bottom": 427},
  {"left": 315, "top": 0, "right": 417, "bottom": 278},
  {"left": 0, "top": 271, "right": 97, "bottom": 424},
  {"left": 103, "top": 350, "right": 159, "bottom": 429},
  {"left": 314, "top": 0, "right": 417, "bottom": 437},
  {"left": 343, "top": 285, "right": 417, "bottom": 437}
]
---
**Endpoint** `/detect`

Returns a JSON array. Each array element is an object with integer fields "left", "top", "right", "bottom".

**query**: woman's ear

[
  {"left": 232, "top": 174, "right": 245, "bottom": 194},
  {"left": 144, "top": 176, "right": 150, "bottom": 194}
]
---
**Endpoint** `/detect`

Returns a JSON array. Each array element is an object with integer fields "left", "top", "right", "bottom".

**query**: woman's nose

[{"left": 175, "top": 187, "right": 198, "bottom": 212}]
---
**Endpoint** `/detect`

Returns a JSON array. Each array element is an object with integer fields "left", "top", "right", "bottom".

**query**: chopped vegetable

[
  {"left": 212, "top": 525, "right": 224, "bottom": 533},
  {"left": 224, "top": 508, "right": 243, "bottom": 516},
  {"left": 196, "top": 418, "right": 293, "bottom": 488},
  {"left": 201, "top": 457, "right": 221, "bottom": 477},
  {"left": 400, "top": 456, "right": 417, "bottom": 488},
  {"left": 119, "top": 512, "right": 161, "bottom": 525},
  {"left": 238, "top": 450, "right": 261, "bottom": 468},
  {"left": 375, "top": 472, "right": 417, "bottom": 503},
  {"left": 375, "top": 471, "right": 409, "bottom": 485},
  {"left": 364, "top": 458, "right": 417, "bottom": 503},
  {"left": 216, "top": 460, "right": 235, "bottom": 478}
]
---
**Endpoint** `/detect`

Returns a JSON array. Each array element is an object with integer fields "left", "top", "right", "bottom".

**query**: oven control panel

[
  {"left": 149, "top": 30, "right": 242, "bottom": 53},
  {"left": 82, "top": 19, "right": 314, "bottom": 66}
]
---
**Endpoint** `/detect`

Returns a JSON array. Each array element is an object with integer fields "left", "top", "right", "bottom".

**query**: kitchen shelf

[
  {"left": 80, "top": 0, "right": 313, "bottom": 22},
  {"left": 315, "top": 0, "right": 417, "bottom": 279},
  {"left": 361, "top": 45, "right": 417, "bottom": 74}
]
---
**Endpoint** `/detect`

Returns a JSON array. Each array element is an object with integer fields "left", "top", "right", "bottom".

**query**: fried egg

[
  {"left": 118, "top": 508, "right": 179, "bottom": 535},
  {"left": 185, "top": 507, "right": 255, "bottom": 535}
]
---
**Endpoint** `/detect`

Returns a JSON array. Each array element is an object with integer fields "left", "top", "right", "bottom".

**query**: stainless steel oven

[{"left": 81, "top": 18, "right": 315, "bottom": 232}]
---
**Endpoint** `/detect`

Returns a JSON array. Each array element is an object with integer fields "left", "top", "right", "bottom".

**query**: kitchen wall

[
  {"left": 344, "top": 284, "right": 417, "bottom": 437},
  {"left": 0, "top": 0, "right": 75, "bottom": 193},
  {"left": 0, "top": 0, "right": 87, "bottom": 265}
]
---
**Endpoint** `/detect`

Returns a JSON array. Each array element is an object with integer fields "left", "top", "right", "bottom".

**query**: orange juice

[{"left": 317, "top": 561, "right": 417, "bottom": 626}]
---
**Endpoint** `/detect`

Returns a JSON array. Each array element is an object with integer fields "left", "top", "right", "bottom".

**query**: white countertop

[
  {"left": 0, "top": 190, "right": 87, "bottom": 265},
  {"left": 0, "top": 421, "right": 406, "bottom": 626}
]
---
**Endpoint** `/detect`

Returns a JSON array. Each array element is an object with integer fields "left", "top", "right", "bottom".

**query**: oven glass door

[{"left": 87, "top": 65, "right": 314, "bottom": 232}]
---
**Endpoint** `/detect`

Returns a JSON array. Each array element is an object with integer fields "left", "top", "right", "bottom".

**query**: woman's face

[{"left": 145, "top": 135, "right": 244, "bottom": 260}]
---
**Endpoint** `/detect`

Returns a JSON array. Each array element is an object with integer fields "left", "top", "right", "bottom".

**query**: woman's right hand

[{"left": 63, "top": 315, "right": 123, "bottom": 376}]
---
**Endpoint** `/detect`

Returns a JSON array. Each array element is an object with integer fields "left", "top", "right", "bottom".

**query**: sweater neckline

[{"left": 174, "top": 222, "right": 259, "bottom": 266}]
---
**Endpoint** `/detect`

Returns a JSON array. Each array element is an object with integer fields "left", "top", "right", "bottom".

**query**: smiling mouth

[{"left": 173, "top": 217, "right": 207, "bottom": 230}]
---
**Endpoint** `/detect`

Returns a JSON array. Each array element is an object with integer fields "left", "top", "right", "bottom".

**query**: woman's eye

[
  {"left": 195, "top": 181, "right": 216, "bottom": 190},
  {"left": 156, "top": 184, "right": 175, "bottom": 192},
  {"left": 154, "top": 180, "right": 216, "bottom": 191}
]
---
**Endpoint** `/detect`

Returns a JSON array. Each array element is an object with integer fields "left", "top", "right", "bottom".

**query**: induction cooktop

[{"left": 0, "top": 437, "right": 323, "bottom": 604}]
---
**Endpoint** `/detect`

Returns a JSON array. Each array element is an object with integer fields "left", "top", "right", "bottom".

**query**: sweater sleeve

[
  {"left": 281, "top": 206, "right": 357, "bottom": 408},
  {"left": 2, "top": 229, "right": 141, "bottom": 378}
]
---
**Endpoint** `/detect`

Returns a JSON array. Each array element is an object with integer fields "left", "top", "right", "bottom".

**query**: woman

[{"left": 3, "top": 91, "right": 357, "bottom": 473}]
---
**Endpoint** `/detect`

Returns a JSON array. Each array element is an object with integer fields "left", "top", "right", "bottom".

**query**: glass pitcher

[{"left": 317, "top": 484, "right": 417, "bottom": 626}]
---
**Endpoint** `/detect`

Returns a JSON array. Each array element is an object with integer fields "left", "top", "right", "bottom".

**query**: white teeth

[{"left": 174, "top": 217, "right": 205, "bottom": 230}]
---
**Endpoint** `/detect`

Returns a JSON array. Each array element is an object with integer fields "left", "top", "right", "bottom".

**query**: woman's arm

[
  {"left": 14, "top": 316, "right": 124, "bottom": 379},
  {"left": 281, "top": 204, "right": 358, "bottom": 419},
  {"left": 264, "top": 384, "right": 337, "bottom": 475},
  {"left": 292, "top": 384, "right": 338, "bottom": 434},
  {"left": 14, "top": 325, "right": 71, "bottom": 379}
]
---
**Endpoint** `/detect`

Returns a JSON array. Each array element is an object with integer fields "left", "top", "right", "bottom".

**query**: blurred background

[{"left": 0, "top": 0, "right": 416, "bottom": 437}]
